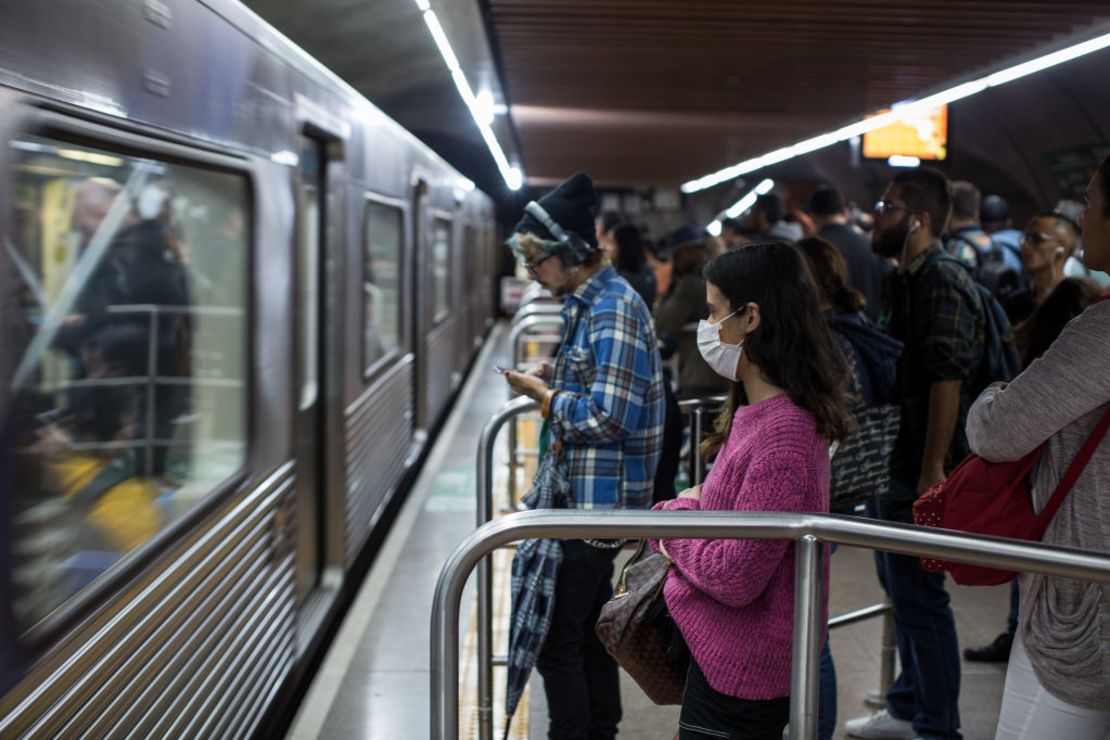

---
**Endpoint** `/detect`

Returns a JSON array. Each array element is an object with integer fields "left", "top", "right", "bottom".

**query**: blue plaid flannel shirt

[{"left": 547, "top": 265, "right": 665, "bottom": 510}]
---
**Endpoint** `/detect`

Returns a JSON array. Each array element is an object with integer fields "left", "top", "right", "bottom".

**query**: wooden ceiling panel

[{"left": 485, "top": 0, "right": 1110, "bottom": 186}]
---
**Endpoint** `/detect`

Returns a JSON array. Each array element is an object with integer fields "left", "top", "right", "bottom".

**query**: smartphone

[{"left": 492, "top": 365, "right": 510, "bottom": 375}]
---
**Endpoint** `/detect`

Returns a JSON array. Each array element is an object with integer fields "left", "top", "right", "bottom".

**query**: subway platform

[{"left": 285, "top": 323, "right": 1012, "bottom": 740}]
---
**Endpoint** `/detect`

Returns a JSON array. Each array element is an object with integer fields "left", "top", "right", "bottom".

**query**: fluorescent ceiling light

[
  {"left": 708, "top": 178, "right": 775, "bottom": 233},
  {"left": 682, "top": 29, "right": 1110, "bottom": 194},
  {"left": 888, "top": 155, "right": 922, "bottom": 168},
  {"left": 416, "top": 4, "right": 522, "bottom": 190}
]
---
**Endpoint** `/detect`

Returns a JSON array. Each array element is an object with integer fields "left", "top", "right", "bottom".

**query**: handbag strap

[
  {"left": 614, "top": 539, "right": 648, "bottom": 595},
  {"left": 1037, "top": 403, "right": 1110, "bottom": 532}
]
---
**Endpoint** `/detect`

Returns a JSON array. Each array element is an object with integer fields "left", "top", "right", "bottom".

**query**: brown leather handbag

[{"left": 594, "top": 540, "right": 686, "bottom": 705}]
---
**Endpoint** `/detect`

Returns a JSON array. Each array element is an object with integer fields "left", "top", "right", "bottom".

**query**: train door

[{"left": 293, "top": 133, "right": 341, "bottom": 641}]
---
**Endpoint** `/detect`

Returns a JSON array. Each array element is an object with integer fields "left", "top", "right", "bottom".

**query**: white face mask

[{"left": 697, "top": 308, "right": 744, "bottom": 381}]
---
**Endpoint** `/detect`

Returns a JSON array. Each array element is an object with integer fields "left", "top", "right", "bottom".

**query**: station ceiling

[{"left": 249, "top": 0, "right": 1110, "bottom": 192}]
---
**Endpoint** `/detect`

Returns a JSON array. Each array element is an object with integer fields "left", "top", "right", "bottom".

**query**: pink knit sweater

[{"left": 651, "top": 393, "right": 830, "bottom": 700}]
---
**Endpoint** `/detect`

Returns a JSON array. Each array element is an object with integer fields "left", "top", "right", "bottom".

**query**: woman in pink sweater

[{"left": 651, "top": 242, "right": 852, "bottom": 739}]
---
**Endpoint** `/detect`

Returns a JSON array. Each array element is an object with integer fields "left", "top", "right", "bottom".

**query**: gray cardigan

[{"left": 966, "top": 299, "right": 1110, "bottom": 709}]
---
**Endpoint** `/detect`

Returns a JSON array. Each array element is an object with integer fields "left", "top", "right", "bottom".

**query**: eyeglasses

[
  {"left": 874, "top": 200, "right": 910, "bottom": 217},
  {"left": 523, "top": 253, "right": 555, "bottom": 273},
  {"left": 1023, "top": 232, "right": 1056, "bottom": 246}
]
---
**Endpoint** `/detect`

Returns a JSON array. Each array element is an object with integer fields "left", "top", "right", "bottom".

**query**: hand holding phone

[{"left": 492, "top": 365, "right": 510, "bottom": 375}]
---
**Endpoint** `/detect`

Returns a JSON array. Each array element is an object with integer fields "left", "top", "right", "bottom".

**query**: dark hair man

[
  {"left": 503, "top": 172, "right": 665, "bottom": 740},
  {"left": 720, "top": 217, "right": 749, "bottom": 250},
  {"left": 846, "top": 167, "right": 982, "bottom": 740},
  {"left": 944, "top": 183, "right": 1024, "bottom": 292},
  {"left": 752, "top": 192, "right": 802, "bottom": 243},
  {"left": 980, "top": 194, "right": 1025, "bottom": 276},
  {"left": 808, "top": 185, "right": 890, "bottom": 321}
]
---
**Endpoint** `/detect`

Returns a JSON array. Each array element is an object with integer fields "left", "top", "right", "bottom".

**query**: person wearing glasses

[
  {"left": 503, "top": 172, "right": 666, "bottom": 740},
  {"left": 846, "top": 168, "right": 983, "bottom": 740},
  {"left": 995, "top": 212, "right": 1082, "bottom": 326}
]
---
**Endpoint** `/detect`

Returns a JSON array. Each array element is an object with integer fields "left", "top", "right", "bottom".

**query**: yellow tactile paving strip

[{"left": 459, "top": 385, "right": 542, "bottom": 740}]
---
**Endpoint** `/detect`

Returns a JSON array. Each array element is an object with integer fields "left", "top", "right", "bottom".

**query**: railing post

[
  {"left": 433, "top": 510, "right": 1110, "bottom": 740},
  {"left": 144, "top": 307, "right": 160, "bottom": 475},
  {"left": 789, "top": 534, "right": 824, "bottom": 740},
  {"left": 475, "top": 398, "right": 538, "bottom": 740},
  {"left": 692, "top": 406, "right": 705, "bottom": 484},
  {"left": 879, "top": 596, "right": 896, "bottom": 697}
]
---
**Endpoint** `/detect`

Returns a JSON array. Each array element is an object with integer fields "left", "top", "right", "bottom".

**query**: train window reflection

[
  {"left": 363, "top": 200, "right": 403, "bottom": 373},
  {"left": 5, "top": 136, "right": 249, "bottom": 631},
  {"left": 432, "top": 218, "right": 451, "bottom": 322}
]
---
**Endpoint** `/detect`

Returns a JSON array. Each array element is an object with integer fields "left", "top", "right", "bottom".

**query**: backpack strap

[{"left": 1037, "top": 403, "right": 1110, "bottom": 532}]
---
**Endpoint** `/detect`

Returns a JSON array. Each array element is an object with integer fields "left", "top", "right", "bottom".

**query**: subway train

[{"left": 0, "top": 0, "right": 500, "bottom": 736}]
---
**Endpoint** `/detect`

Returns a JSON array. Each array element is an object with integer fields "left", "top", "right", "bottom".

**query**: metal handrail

[
  {"left": 677, "top": 394, "right": 725, "bottom": 484},
  {"left": 474, "top": 397, "right": 539, "bottom": 740},
  {"left": 431, "top": 509, "right": 1110, "bottom": 740},
  {"left": 473, "top": 396, "right": 891, "bottom": 739},
  {"left": 510, "top": 303, "right": 563, "bottom": 327},
  {"left": 505, "top": 316, "right": 564, "bottom": 515},
  {"left": 508, "top": 315, "right": 564, "bottom": 370},
  {"left": 519, "top": 282, "right": 554, "bottom": 307}
]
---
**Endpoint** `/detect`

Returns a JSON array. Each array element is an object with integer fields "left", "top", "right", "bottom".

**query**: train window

[
  {"left": 5, "top": 135, "right": 249, "bottom": 631},
  {"left": 363, "top": 199, "right": 403, "bottom": 373},
  {"left": 432, "top": 217, "right": 451, "bottom": 322}
]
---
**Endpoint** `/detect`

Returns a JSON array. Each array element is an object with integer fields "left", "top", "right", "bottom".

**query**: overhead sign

[{"left": 863, "top": 105, "right": 948, "bottom": 161}]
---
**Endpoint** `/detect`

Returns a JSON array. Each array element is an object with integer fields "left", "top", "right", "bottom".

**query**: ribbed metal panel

[
  {"left": 0, "top": 463, "right": 297, "bottom": 740},
  {"left": 425, "top": 319, "right": 458, "bottom": 427},
  {"left": 344, "top": 357, "right": 415, "bottom": 565}
]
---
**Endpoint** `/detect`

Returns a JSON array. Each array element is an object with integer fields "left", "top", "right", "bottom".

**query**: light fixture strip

[
  {"left": 683, "top": 29, "right": 1110, "bottom": 194},
  {"left": 417, "top": 3, "right": 522, "bottom": 190},
  {"left": 708, "top": 178, "right": 775, "bottom": 232}
]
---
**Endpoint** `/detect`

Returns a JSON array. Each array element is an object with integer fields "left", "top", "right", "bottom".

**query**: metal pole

[
  {"left": 879, "top": 596, "right": 896, "bottom": 697},
  {"left": 692, "top": 407, "right": 705, "bottom": 484},
  {"left": 432, "top": 510, "right": 1110, "bottom": 740},
  {"left": 145, "top": 307, "right": 160, "bottom": 476},
  {"left": 789, "top": 535, "right": 824, "bottom": 740},
  {"left": 475, "top": 398, "right": 538, "bottom": 740}
]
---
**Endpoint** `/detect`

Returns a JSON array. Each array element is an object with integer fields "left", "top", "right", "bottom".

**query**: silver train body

[{"left": 0, "top": 1, "right": 498, "bottom": 736}]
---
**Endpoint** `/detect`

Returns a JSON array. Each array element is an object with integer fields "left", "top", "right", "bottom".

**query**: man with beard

[{"left": 846, "top": 168, "right": 982, "bottom": 740}]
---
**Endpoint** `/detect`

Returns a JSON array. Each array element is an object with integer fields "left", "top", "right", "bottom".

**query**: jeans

[
  {"left": 994, "top": 630, "right": 1110, "bottom": 739},
  {"left": 818, "top": 639, "right": 836, "bottom": 740},
  {"left": 870, "top": 489, "right": 963, "bottom": 739},
  {"left": 679, "top": 658, "right": 790, "bottom": 740},
  {"left": 536, "top": 540, "right": 622, "bottom": 740}
]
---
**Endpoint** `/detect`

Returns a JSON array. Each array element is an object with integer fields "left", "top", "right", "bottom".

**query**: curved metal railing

[{"left": 432, "top": 509, "right": 1110, "bottom": 740}]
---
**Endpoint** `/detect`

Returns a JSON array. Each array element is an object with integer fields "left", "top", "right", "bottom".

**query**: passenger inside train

[{"left": 0, "top": 3, "right": 1108, "bottom": 740}]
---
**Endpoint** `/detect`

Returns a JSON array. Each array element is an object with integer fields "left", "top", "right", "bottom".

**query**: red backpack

[{"left": 913, "top": 404, "right": 1110, "bottom": 585}]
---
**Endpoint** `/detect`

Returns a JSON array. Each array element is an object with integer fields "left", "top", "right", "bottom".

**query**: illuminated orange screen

[{"left": 862, "top": 105, "right": 948, "bottom": 161}]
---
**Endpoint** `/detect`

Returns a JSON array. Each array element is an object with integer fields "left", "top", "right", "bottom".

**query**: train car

[{"left": 0, "top": 0, "right": 498, "bottom": 736}]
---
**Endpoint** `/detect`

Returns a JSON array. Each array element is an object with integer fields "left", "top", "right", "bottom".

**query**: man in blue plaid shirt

[{"left": 505, "top": 172, "right": 664, "bottom": 740}]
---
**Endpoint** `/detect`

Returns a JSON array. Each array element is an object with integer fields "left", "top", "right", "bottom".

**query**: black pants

[
  {"left": 679, "top": 659, "right": 790, "bottom": 740},
  {"left": 536, "top": 540, "right": 622, "bottom": 740}
]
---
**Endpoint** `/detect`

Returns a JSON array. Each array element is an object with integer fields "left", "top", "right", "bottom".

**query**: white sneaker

[{"left": 844, "top": 709, "right": 915, "bottom": 739}]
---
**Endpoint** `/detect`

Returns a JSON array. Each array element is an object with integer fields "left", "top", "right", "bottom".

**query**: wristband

[{"left": 541, "top": 388, "right": 559, "bottom": 419}]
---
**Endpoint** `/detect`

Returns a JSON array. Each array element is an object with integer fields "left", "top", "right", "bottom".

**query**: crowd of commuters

[{"left": 502, "top": 157, "right": 1110, "bottom": 740}]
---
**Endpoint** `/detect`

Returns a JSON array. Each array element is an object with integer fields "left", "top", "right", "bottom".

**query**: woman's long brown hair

[{"left": 700, "top": 241, "right": 853, "bottom": 459}]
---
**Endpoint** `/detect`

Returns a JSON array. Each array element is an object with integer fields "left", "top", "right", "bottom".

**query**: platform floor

[{"left": 286, "top": 322, "right": 1012, "bottom": 739}]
